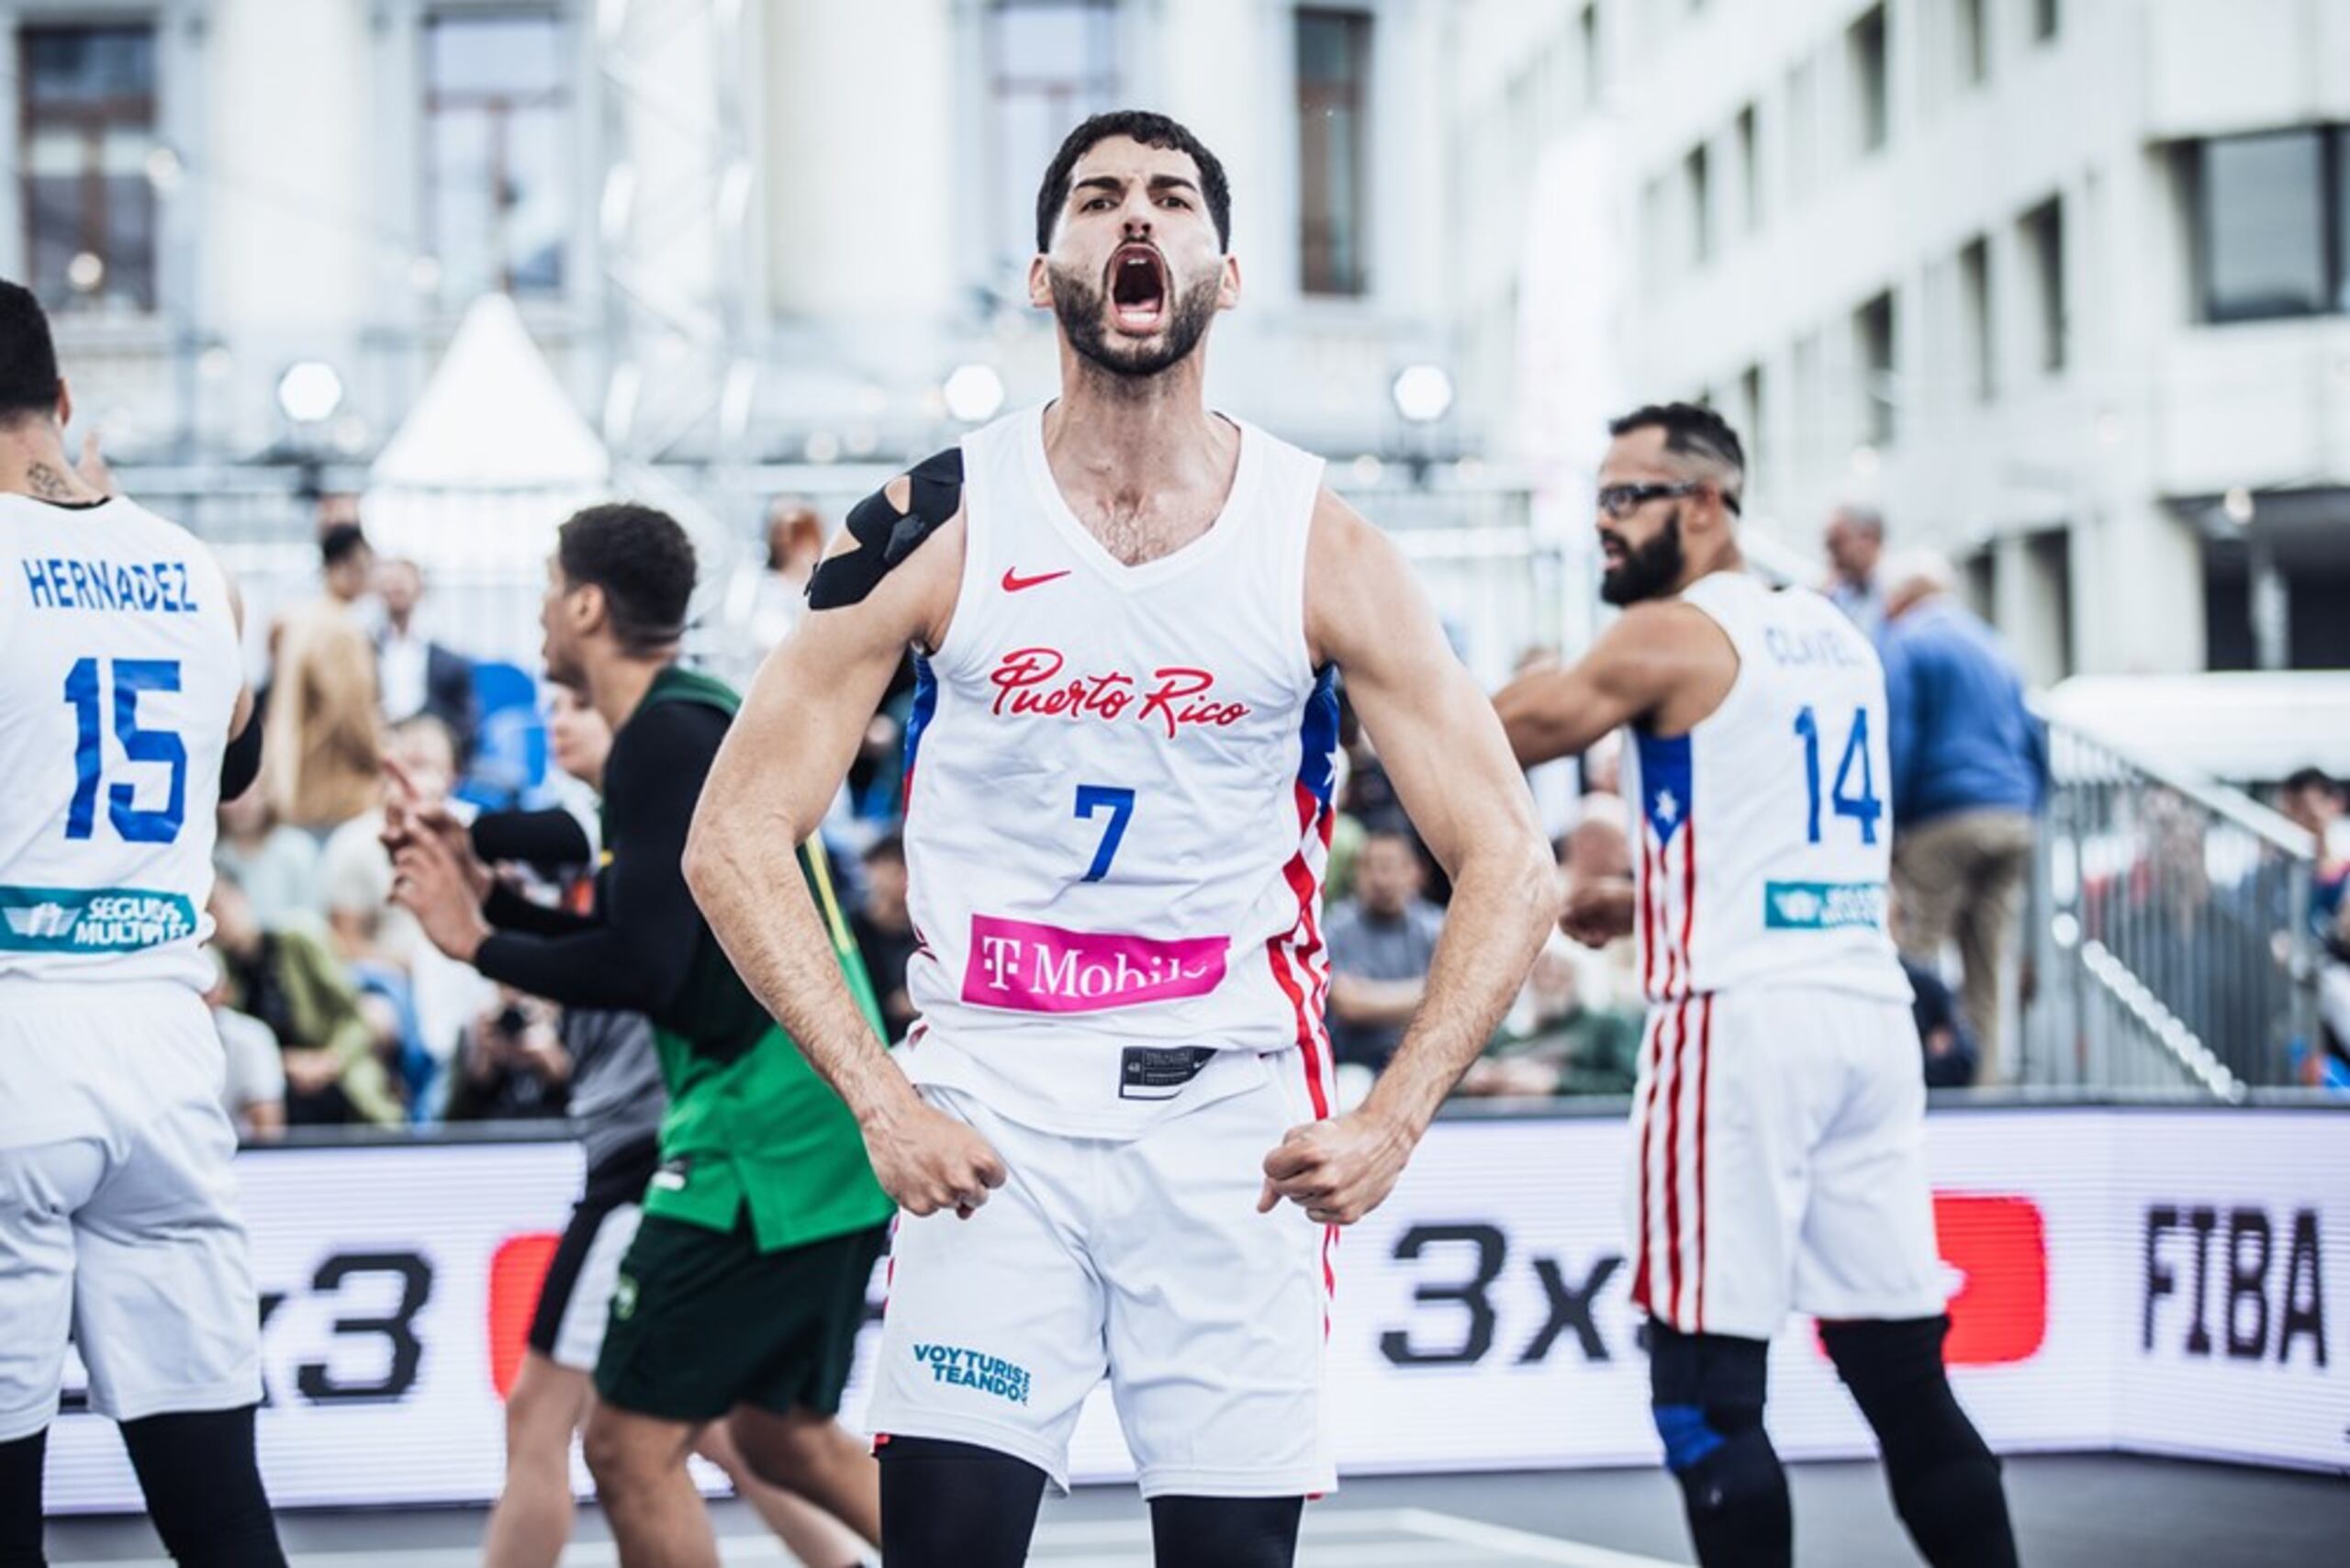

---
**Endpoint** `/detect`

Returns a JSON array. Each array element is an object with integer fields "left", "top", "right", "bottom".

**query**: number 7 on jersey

[{"left": 1074, "top": 784, "right": 1136, "bottom": 882}]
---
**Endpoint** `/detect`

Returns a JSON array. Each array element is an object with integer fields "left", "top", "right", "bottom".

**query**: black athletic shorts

[
  {"left": 527, "top": 1137, "right": 660, "bottom": 1369},
  {"left": 594, "top": 1210, "right": 889, "bottom": 1425}
]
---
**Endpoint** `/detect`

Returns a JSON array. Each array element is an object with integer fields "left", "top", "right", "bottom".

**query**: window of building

[
  {"left": 1850, "top": 5, "right": 1889, "bottom": 156},
  {"left": 1735, "top": 104, "right": 1761, "bottom": 233},
  {"left": 1297, "top": 8, "right": 1372, "bottom": 297},
  {"left": 1685, "top": 142, "right": 1711, "bottom": 265},
  {"left": 989, "top": 0, "right": 1120, "bottom": 274},
  {"left": 1739, "top": 362, "right": 1764, "bottom": 477},
  {"left": 2020, "top": 196, "right": 2065, "bottom": 372},
  {"left": 2192, "top": 129, "right": 2338, "bottom": 323},
  {"left": 1578, "top": 3, "right": 1602, "bottom": 107},
  {"left": 423, "top": 8, "right": 569, "bottom": 302},
  {"left": 2032, "top": 0, "right": 2059, "bottom": 43},
  {"left": 18, "top": 23, "right": 159, "bottom": 312},
  {"left": 1786, "top": 58, "right": 1818, "bottom": 204},
  {"left": 1856, "top": 290, "right": 1897, "bottom": 444},
  {"left": 1956, "top": 0, "right": 1987, "bottom": 88},
  {"left": 1959, "top": 235, "right": 1993, "bottom": 401}
]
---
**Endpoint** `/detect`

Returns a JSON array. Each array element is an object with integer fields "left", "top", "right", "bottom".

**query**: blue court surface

[{"left": 45, "top": 1456, "right": 2350, "bottom": 1566}]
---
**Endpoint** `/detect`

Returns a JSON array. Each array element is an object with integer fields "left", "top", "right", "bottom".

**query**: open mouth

[{"left": 1107, "top": 244, "right": 1169, "bottom": 333}]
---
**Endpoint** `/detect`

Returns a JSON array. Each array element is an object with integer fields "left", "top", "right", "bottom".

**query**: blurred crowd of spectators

[{"left": 215, "top": 483, "right": 2350, "bottom": 1142}]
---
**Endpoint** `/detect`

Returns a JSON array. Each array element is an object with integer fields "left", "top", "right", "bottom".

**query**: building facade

[{"left": 1441, "top": 0, "right": 2350, "bottom": 680}]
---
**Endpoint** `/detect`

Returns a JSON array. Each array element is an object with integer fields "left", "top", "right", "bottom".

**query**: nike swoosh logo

[{"left": 1002, "top": 567, "right": 1073, "bottom": 592}]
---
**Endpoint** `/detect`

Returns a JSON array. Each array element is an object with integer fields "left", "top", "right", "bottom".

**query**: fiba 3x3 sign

[{"left": 38, "top": 1109, "right": 2347, "bottom": 1512}]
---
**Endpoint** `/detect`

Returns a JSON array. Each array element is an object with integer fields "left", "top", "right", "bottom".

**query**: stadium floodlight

[
  {"left": 2222, "top": 487, "right": 2255, "bottom": 527},
  {"left": 275, "top": 362, "right": 345, "bottom": 425},
  {"left": 943, "top": 363, "right": 1006, "bottom": 424},
  {"left": 1391, "top": 364, "right": 1454, "bottom": 424}
]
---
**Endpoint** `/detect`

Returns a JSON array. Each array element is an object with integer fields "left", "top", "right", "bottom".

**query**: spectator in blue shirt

[{"left": 1879, "top": 551, "right": 2044, "bottom": 1083}]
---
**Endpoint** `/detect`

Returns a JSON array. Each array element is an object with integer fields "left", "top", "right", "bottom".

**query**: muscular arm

[
  {"left": 685, "top": 491, "right": 1003, "bottom": 1216},
  {"left": 1308, "top": 495, "right": 1558, "bottom": 1147},
  {"left": 1253, "top": 497, "right": 1554, "bottom": 1225},
  {"left": 464, "top": 703, "right": 717, "bottom": 1010},
  {"left": 1491, "top": 602, "right": 1713, "bottom": 767}
]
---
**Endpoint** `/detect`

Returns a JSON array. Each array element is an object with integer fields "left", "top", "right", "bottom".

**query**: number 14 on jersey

[{"left": 1793, "top": 705, "right": 1883, "bottom": 846}]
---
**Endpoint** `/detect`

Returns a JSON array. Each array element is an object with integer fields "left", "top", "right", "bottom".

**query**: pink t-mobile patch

[{"left": 961, "top": 914, "right": 1227, "bottom": 1013}]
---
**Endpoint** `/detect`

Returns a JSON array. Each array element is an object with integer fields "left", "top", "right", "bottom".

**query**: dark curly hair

[
  {"left": 1035, "top": 109, "right": 1231, "bottom": 254},
  {"left": 556, "top": 502, "right": 697, "bottom": 655},
  {"left": 0, "top": 280, "right": 62, "bottom": 423}
]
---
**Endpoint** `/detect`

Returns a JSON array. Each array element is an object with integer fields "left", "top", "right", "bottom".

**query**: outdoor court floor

[{"left": 47, "top": 1455, "right": 2350, "bottom": 1566}]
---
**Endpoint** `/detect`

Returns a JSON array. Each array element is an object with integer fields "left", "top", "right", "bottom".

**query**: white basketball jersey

[
  {"left": 898, "top": 403, "right": 1338, "bottom": 1137},
  {"left": 1620, "top": 571, "right": 1910, "bottom": 1005},
  {"left": 0, "top": 494, "right": 239, "bottom": 990}
]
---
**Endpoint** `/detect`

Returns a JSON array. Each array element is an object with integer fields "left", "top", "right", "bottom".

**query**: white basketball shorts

[
  {"left": 866, "top": 1053, "right": 1336, "bottom": 1498},
  {"left": 1628, "top": 984, "right": 1948, "bottom": 1340},
  {"left": 0, "top": 980, "right": 263, "bottom": 1440}
]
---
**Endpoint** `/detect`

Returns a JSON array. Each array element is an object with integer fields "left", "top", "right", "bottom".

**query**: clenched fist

[
  {"left": 866, "top": 1099, "right": 1010, "bottom": 1219},
  {"left": 1258, "top": 1107, "right": 1416, "bottom": 1226}
]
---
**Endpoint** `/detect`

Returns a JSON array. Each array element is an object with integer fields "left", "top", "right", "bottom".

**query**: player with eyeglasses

[{"left": 1494, "top": 403, "right": 2019, "bottom": 1568}]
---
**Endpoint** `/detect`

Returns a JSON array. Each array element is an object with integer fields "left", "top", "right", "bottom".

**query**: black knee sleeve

[
  {"left": 0, "top": 1429, "right": 45, "bottom": 1568},
  {"left": 118, "top": 1406, "right": 285, "bottom": 1568},
  {"left": 1822, "top": 1316, "right": 2018, "bottom": 1568},
  {"left": 1650, "top": 1324, "right": 1791, "bottom": 1568},
  {"left": 877, "top": 1435, "right": 1046, "bottom": 1568},
  {"left": 1147, "top": 1494, "right": 1303, "bottom": 1568}
]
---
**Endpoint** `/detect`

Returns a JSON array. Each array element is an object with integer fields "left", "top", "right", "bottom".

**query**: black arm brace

[
  {"left": 807, "top": 447, "right": 964, "bottom": 610},
  {"left": 220, "top": 711, "right": 263, "bottom": 801}
]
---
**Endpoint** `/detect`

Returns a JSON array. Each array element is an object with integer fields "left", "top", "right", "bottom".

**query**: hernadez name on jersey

[
  {"left": 1623, "top": 571, "right": 1911, "bottom": 1006},
  {"left": 895, "top": 402, "right": 1339, "bottom": 1137},
  {"left": 0, "top": 494, "right": 239, "bottom": 989}
]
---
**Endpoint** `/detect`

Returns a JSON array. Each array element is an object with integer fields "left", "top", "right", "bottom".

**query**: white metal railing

[{"left": 2020, "top": 719, "right": 2320, "bottom": 1096}]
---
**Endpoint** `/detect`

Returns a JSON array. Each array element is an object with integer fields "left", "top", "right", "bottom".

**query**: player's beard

[
  {"left": 1599, "top": 510, "right": 1686, "bottom": 606},
  {"left": 1048, "top": 261, "right": 1219, "bottom": 381}
]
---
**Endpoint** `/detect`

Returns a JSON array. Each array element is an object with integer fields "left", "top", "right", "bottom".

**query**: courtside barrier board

[{"left": 41, "top": 1107, "right": 2350, "bottom": 1511}]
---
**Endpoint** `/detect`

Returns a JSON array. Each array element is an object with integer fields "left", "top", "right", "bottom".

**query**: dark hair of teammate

[
  {"left": 0, "top": 280, "right": 63, "bottom": 424},
  {"left": 319, "top": 522, "right": 371, "bottom": 569},
  {"left": 556, "top": 502, "right": 697, "bottom": 655},
  {"left": 1607, "top": 402, "right": 1747, "bottom": 507},
  {"left": 1035, "top": 109, "right": 1232, "bottom": 254}
]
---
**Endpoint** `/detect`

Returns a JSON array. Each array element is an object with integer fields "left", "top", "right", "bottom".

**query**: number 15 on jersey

[{"left": 63, "top": 656, "right": 189, "bottom": 844}]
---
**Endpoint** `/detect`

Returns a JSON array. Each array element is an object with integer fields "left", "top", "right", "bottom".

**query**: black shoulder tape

[{"left": 808, "top": 447, "right": 964, "bottom": 610}]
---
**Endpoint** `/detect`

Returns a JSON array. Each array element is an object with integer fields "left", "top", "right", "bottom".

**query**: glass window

[
  {"left": 18, "top": 24, "right": 159, "bottom": 312},
  {"left": 1735, "top": 105, "right": 1760, "bottom": 233},
  {"left": 1956, "top": 0, "right": 1987, "bottom": 87},
  {"left": 1959, "top": 236, "right": 1992, "bottom": 401},
  {"left": 2197, "top": 130, "right": 2326, "bottom": 322},
  {"left": 2021, "top": 196, "right": 2065, "bottom": 372},
  {"left": 1856, "top": 290, "right": 1896, "bottom": 445},
  {"left": 1297, "top": 9, "right": 1372, "bottom": 297},
  {"left": 988, "top": 0, "right": 1119, "bottom": 275},
  {"left": 2333, "top": 126, "right": 2350, "bottom": 314},
  {"left": 1850, "top": 6, "right": 1888, "bottom": 156},
  {"left": 423, "top": 9, "right": 570, "bottom": 302},
  {"left": 1685, "top": 143, "right": 1711, "bottom": 265}
]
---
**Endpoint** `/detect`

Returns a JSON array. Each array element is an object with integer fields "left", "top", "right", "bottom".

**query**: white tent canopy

[{"left": 371, "top": 293, "right": 609, "bottom": 489}]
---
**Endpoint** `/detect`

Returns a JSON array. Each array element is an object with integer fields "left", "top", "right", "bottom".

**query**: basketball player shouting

[
  {"left": 1494, "top": 403, "right": 2020, "bottom": 1568},
  {"left": 0, "top": 281, "right": 286, "bottom": 1565},
  {"left": 686, "top": 111, "right": 1555, "bottom": 1568}
]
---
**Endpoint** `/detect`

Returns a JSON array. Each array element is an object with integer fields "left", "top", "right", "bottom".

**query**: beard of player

[
  {"left": 1047, "top": 256, "right": 1222, "bottom": 382},
  {"left": 1599, "top": 509, "right": 1687, "bottom": 607}
]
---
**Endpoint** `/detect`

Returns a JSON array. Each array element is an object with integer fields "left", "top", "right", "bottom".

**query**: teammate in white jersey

[
  {"left": 686, "top": 112, "right": 1555, "bottom": 1568},
  {"left": 0, "top": 281, "right": 286, "bottom": 1566},
  {"left": 1496, "top": 404, "right": 2018, "bottom": 1568}
]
